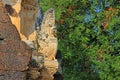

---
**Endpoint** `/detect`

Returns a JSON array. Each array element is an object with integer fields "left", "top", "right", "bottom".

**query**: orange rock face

[
  {"left": 5, "top": 0, "right": 39, "bottom": 41},
  {"left": 1, "top": 0, "right": 61, "bottom": 80},
  {"left": 0, "top": 1, "right": 20, "bottom": 40}
]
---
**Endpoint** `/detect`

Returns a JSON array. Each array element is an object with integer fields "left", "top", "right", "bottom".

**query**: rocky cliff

[{"left": 0, "top": 0, "right": 62, "bottom": 80}]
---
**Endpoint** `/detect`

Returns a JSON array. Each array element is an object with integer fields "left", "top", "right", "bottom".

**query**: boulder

[
  {"left": 0, "top": 39, "right": 31, "bottom": 71},
  {"left": 44, "top": 60, "right": 58, "bottom": 75},
  {"left": 0, "top": 1, "right": 20, "bottom": 40},
  {"left": 0, "top": 71, "right": 26, "bottom": 80},
  {"left": 0, "top": 0, "right": 61, "bottom": 80},
  {"left": 0, "top": 1, "right": 32, "bottom": 79},
  {"left": 40, "top": 67, "right": 54, "bottom": 80},
  {"left": 3, "top": 0, "right": 42, "bottom": 41}
]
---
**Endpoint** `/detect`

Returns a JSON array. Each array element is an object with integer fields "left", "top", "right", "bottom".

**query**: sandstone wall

[
  {"left": 0, "top": 1, "right": 31, "bottom": 79},
  {"left": 4, "top": 0, "right": 40, "bottom": 41},
  {"left": 1, "top": 0, "right": 62, "bottom": 80}
]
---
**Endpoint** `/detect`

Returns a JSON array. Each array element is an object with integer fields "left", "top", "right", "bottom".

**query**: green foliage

[{"left": 40, "top": 0, "right": 120, "bottom": 80}]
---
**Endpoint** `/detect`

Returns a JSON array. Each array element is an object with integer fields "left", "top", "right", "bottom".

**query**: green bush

[{"left": 40, "top": 0, "right": 120, "bottom": 80}]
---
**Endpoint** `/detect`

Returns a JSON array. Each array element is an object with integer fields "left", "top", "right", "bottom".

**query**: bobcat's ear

[{"left": 41, "top": 8, "right": 55, "bottom": 28}]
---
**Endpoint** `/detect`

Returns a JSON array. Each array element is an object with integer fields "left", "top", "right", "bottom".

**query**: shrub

[{"left": 40, "top": 0, "right": 120, "bottom": 79}]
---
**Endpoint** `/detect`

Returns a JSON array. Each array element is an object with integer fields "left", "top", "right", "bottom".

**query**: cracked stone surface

[
  {"left": 0, "top": 1, "right": 20, "bottom": 40},
  {"left": 0, "top": 1, "right": 32, "bottom": 80},
  {"left": 0, "top": 39, "right": 31, "bottom": 71},
  {"left": 0, "top": 0, "right": 62, "bottom": 80},
  {"left": 0, "top": 71, "right": 26, "bottom": 80}
]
